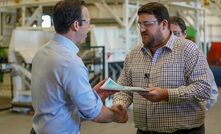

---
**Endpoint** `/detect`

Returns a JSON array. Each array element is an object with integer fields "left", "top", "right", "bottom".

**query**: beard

[{"left": 142, "top": 28, "right": 164, "bottom": 49}]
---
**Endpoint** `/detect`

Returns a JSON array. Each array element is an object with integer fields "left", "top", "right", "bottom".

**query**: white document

[{"left": 100, "top": 78, "right": 149, "bottom": 92}]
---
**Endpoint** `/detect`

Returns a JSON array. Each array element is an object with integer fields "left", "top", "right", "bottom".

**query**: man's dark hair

[
  {"left": 53, "top": 0, "right": 85, "bottom": 34},
  {"left": 170, "top": 16, "right": 187, "bottom": 33},
  {"left": 138, "top": 2, "right": 170, "bottom": 28}
]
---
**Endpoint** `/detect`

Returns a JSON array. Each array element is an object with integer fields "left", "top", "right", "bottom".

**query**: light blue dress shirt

[{"left": 31, "top": 34, "right": 103, "bottom": 134}]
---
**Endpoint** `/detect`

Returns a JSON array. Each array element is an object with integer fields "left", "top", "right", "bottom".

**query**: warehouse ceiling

[{"left": 0, "top": 0, "right": 199, "bottom": 7}]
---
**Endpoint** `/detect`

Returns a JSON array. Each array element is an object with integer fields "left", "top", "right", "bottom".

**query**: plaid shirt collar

[{"left": 141, "top": 32, "right": 177, "bottom": 54}]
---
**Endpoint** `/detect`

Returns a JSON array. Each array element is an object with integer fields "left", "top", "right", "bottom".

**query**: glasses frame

[
  {"left": 172, "top": 31, "right": 185, "bottom": 37},
  {"left": 137, "top": 20, "right": 158, "bottom": 29},
  {"left": 68, "top": 19, "right": 90, "bottom": 26},
  {"left": 81, "top": 19, "right": 90, "bottom": 25}
]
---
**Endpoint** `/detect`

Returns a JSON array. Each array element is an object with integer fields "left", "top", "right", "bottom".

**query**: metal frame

[
  {"left": 1, "top": 0, "right": 221, "bottom": 85},
  {"left": 168, "top": 1, "right": 208, "bottom": 54},
  {"left": 1, "top": 0, "right": 220, "bottom": 51}
]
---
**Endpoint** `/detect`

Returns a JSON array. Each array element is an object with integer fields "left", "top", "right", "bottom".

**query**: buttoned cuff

[
  {"left": 112, "top": 100, "right": 128, "bottom": 108},
  {"left": 112, "top": 92, "right": 132, "bottom": 108},
  {"left": 168, "top": 88, "right": 180, "bottom": 103}
]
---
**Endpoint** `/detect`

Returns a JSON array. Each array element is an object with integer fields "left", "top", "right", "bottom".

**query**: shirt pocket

[{"left": 161, "top": 62, "right": 185, "bottom": 88}]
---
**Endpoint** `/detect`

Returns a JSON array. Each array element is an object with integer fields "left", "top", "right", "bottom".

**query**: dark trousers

[
  {"left": 137, "top": 125, "right": 205, "bottom": 134},
  {"left": 30, "top": 128, "right": 36, "bottom": 134}
]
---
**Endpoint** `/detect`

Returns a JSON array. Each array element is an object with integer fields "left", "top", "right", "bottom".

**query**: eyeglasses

[
  {"left": 172, "top": 31, "right": 183, "bottom": 37},
  {"left": 81, "top": 19, "right": 90, "bottom": 25},
  {"left": 68, "top": 19, "right": 90, "bottom": 26},
  {"left": 137, "top": 20, "right": 158, "bottom": 29}
]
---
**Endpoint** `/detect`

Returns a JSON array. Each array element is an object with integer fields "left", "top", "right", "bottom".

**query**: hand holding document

[
  {"left": 100, "top": 78, "right": 149, "bottom": 92},
  {"left": 93, "top": 79, "right": 117, "bottom": 102}
]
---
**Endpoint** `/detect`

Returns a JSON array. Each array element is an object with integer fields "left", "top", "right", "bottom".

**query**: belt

[
  {"left": 137, "top": 129, "right": 172, "bottom": 134},
  {"left": 137, "top": 124, "right": 205, "bottom": 134}
]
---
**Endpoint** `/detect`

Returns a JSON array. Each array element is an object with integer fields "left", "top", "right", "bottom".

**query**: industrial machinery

[
  {"left": 8, "top": 28, "right": 54, "bottom": 108},
  {"left": 1, "top": 0, "right": 221, "bottom": 109},
  {"left": 8, "top": 27, "right": 106, "bottom": 109}
]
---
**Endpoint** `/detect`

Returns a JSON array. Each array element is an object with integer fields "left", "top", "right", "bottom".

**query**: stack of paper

[{"left": 100, "top": 78, "right": 148, "bottom": 92}]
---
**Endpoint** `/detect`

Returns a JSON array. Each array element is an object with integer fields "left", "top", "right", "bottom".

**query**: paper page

[{"left": 100, "top": 78, "right": 148, "bottom": 92}]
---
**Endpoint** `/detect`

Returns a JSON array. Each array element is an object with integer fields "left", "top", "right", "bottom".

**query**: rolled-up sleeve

[{"left": 76, "top": 91, "right": 103, "bottom": 120}]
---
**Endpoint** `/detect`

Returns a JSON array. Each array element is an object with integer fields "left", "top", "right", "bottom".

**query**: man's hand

[
  {"left": 110, "top": 104, "right": 128, "bottom": 123},
  {"left": 139, "top": 87, "right": 168, "bottom": 102},
  {"left": 93, "top": 79, "right": 117, "bottom": 102}
]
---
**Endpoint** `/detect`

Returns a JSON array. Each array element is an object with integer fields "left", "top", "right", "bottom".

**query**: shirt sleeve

[
  {"left": 205, "top": 74, "right": 219, "bottom": 110},
  {"left": 62, "top": 58, "right": 102, "bottom": 120},
  {"left": 112, "top": 54, "right": 133, "bottom": 108},
  {"left": 168, "top": 44, "right": 212, "bottom": 103}
]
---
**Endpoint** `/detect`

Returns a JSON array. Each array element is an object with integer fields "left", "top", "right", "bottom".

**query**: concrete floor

[{"left": 0, "top": 90, "right": 220, "bottom": 134}]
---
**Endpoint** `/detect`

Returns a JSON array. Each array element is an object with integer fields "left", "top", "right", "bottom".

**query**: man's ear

[
  {"left": 70, "top": 21, "right": 79, "bottom": 32},
  {"left": 160, "top": 19, "right": 168, "bottom": 30}
]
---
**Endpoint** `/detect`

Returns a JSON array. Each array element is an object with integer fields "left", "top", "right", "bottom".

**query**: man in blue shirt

[{"left": 31, "top": 0, "right": 128, "bottom": 134}]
